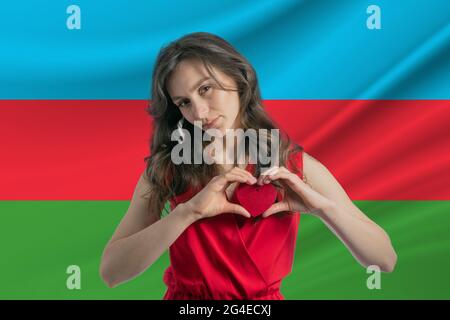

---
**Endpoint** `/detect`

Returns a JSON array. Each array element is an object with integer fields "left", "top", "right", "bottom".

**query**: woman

[{"left": 100, "top": 32, "right": 397, "bottom": 299}]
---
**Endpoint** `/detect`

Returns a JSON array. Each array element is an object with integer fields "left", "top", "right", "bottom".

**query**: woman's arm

[
  {"left": 260, "top": 152, "right": 397, "bottom": 272},
  {"left": 99, "top": 172, "right": 197, "bottom": 288},
  {"left": 318, "top": 201, "right": 397, "bottom": 272},
  {"left": 302, "top": 152, "right": 397, "bottom": 272},
  {"left": 100, "top": 167, "right": 253, "bottom": 288}
]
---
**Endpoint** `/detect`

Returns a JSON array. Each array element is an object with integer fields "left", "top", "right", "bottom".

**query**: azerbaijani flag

[{"left": 1, "top": 0, "right": 449, "bottom": 299}]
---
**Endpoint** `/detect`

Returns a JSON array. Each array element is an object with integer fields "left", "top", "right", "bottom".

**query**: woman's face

[{"left": 167, "top": 58, "right": 241, "bottom": 135}]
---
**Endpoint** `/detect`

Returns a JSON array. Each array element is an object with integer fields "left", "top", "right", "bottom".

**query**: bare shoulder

[
  {"left": 303, "top": 151, "right": 321, "bottom": 166},
  {"left": 301, "top": 151, "right": 323, "bottom": 183},
  {"left": 301, "top": 151, "right": 373, "bottom": 222},
  {"left": 302, "top": 151, "right": 340, "bottom": 188},
  {"left": 302, "top": 151, "right": 345, "bottom": 201}
]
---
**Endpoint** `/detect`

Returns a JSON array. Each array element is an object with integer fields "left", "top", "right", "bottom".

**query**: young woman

[{"left": 100, "top": 32, "right": 397, "bottom": 300}]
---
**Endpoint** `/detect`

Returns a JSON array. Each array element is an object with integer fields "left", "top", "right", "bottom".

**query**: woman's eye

[
  {"left": 177, "top": 100, "right": 189, "bottom": 108},
  {"left": 199, "top": 85, "right": 211, "bottom": 95}
]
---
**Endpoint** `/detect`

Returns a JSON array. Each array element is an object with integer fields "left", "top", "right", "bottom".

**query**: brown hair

[{"left": 143, "top": 32, "right": 303, "bottom": 218}]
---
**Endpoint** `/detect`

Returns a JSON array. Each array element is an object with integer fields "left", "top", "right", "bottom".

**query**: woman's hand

[
  {"left": 257, "top": 166, "right": 335, "bottom": 218},
  {"left": 185, "top": 167, "right": 256, "bottom": 221}
]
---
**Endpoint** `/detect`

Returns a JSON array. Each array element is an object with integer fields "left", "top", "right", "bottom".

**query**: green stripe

[{"left": 0, "top": 201, "right": 449, "bottom": 299}]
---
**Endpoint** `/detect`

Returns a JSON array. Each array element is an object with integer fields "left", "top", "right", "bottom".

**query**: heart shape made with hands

[{"left": 231, "top": 182, "right": 278, "bottom": 218}]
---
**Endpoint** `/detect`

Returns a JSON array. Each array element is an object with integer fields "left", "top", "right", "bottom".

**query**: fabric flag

[{"left": 0, "top": 0, "right": 449, "bottom": 299}]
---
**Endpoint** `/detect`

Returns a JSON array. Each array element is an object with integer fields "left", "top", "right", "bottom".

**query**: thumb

[
  {"left": 223, "top": 202, "right": 251, "bottom": 218},
  {"left": 262, "top": 201, "right": 290, "bottom": 218}
]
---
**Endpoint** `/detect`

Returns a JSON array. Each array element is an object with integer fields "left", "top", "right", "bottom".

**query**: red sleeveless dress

[{"left": 163, "top": 149, "right": 304, "bottom": 300}]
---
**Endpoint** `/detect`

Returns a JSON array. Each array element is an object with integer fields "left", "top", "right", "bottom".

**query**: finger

[
  {"left": 257, "top": 175, "right": 264, "bottom": 185},
  {"left": 224, "top": 173, "right": 250, "bottom": 187},
  {"left": 276, "top": 167, "right": 309, "bottom": 186},
  {"left": 236, "top": 170, "right": 257, "bottom": 184},
  {"left": 260, "top": 166, "right": 279, "bottom": 176},
  {"left": 262, "top": 201, "right": 290, "bottom": 218},
  {"left": 230, "top": 167, "right": 257, "bottom": 182},
  {"left": 217, "top": 173, "right": 254, "bottom": 192},
  {"left": 266, "top": 171, "right": 300, "bottom": 189},
  {"left": 223, "top": 202, "right": 251, "bottom": 218},
  {"left": 256, "top": 166, "right": 277, "bottom": 185},
  {"left": 277, "top": 166, "right": 290, "bottom": 173},
  {"left": 225, "top": 171, "right": 256, "bottom": 184},
  {"left": 225, "top": 167, "right": 254, "bottom": 183},
  {"left": 213, "top": 173, "right": 244, "bottom": 191},
  {"left": 257, "top": 175, "right": 263, "bottom": 185}
]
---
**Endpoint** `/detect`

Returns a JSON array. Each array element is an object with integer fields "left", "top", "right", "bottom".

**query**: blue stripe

[{"left": 0, "top": 0, "right": 449, "bottom": 99}]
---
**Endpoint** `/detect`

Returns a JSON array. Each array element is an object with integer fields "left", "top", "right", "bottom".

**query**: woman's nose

[{"left": 190, "top": 99, "right": 209, "bottom": 121}]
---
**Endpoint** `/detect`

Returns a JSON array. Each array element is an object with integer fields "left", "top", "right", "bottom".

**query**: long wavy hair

[{"left": 143, "top": 32, "right": 303, "bottom": 218}]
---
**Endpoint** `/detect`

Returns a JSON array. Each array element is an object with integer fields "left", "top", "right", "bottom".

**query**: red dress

[{"left": 163, "top": 149, "right": 304, "bottom": 300}]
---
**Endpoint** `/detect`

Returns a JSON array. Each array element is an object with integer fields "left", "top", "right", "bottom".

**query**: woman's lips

[{"left": 203, "top": 116, "right": 221, "bottom": 130}]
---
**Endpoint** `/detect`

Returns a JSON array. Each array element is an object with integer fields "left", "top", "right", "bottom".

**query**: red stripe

[{"left": 1, "top": 100, "right": 449, "bottom": 200}]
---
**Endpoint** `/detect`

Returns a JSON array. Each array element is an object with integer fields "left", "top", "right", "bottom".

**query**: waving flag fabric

[{"left": 1, "top": 0, "right": 449, "bottom": 299}]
